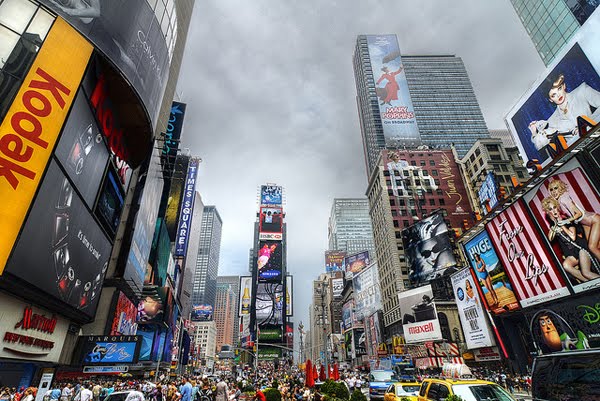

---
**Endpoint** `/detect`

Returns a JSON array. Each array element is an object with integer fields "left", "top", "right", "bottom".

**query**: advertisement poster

[
  {"left": 257, "top": 240, "right": 283, "bottom": 281},
  {"left": 463, "top": 230, "right": 520, "bottom": 314},
  {"left": 526, "top": 292, "right": 600, "bottom": 354},
  {"left": 162, "top": 102, "right": 187, "bottom": 172},
  {"left": 110, "top": 292, "right": 138, "bottom": 336},
  {"left": 398, "top": 285, "right": 443, "bottom": 344},
  {"left": 286, "top": 275, "right": 293, "bottom": 316},
  {"left": 6, "top": 161, "right": 111, "bottom": 318},
  {"left": 385, "top": 150, "right": 438, "bottom": 198},
  {"left": 260, "top": 185, "right": 282, "bottom": 206},
  {"left": 259, "top": 207, "right": 283, "bottom": 240},
  {"left": 507, "top": 13, "right": 600, "bottom": 168},
  {"left": 450, "top": 268, "right": 495, "bottom": 349},
  {"left": 344, "top": 251, "right": 370, "bottom": 278},
  {"left": 79, "top": 335, "right": 140, "bottom": 365},
  {"left": 174, "top": 158, "right": 199, "bottom": 256},
  {"left": 366, "top": 35, "right": 420, "bottom": 147},
  {"left": 524, "top": 159, "right": 600, "bottom": 293},
  {"left": 486, "top": 200, "right": 570, "bottom": 307},
  {"left": 478, "top": 172, "right": 499, "bottom": 214},
  {"left": 344, "top": 331, "right": 353, "bottom": 360},
  {"left": 353, "top": 264, "right": 383, "bottom": 320},
  {"left": 353, "top": 329, "right": 367, "bottom": 358},
  {"left": 255, "top": 282, "right": 284, "bottom": 326},
  {"left": 191, "top": 305, "right": 213, "bottom": 321},
  {"left": 403, "top": 213, "right": 457, "bottom": 286},
  {"left": 137, "top": 286, "right": 167, "bottom": 324},
  {"left": 342, "top": 300, "right": 354, "bottom": 332},
  {"left": 239, "top": 277, "right": 253, "bottom": 316},
  {"left": 332, "top": 278, "right": 344, "bottom": 298},
  {"left": 165, "top": 156, "right": 189, "bottom": 239},
  {"left": 325, "top": 250, "right": 347, "bottom": 273}
]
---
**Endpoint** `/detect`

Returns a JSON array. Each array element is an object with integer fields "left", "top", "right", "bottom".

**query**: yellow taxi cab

[
  {"left": 383, "top": 379, "right": 421, "bottom": 401},
  {"left": 416, "top": 377, "right": 518, "bottom": 401}
]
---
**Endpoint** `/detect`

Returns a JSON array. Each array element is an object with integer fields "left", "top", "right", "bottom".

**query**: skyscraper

[
  {"left": 191, "top": 206, "right": 223, "bottom": 308},
  {"left": 509, "top": 0, "right": 598, "bottom": 66},
  {"left": 214, "top": 282, "right": 236, "bottom": 352},
  {"left": 217, "top": 275, "right": 241, "bottom": 346},
  {"left": 328, "top": 198, "right": 376, "bottom": 256},
  {"left": 353, "top": 35, "right": 489, "bottom": 176}
]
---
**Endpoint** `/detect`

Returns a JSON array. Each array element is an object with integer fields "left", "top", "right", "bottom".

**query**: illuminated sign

[
  {"left": 0, "top": 18, "right": 92, "bottom": 274},
  {"left": 175, "top": 158, "right": 199, "bottom": 256}
]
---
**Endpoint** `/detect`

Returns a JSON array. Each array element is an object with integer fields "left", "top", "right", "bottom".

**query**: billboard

[
  {"left": 175, "top": 158, "right": 199, "bottom": 256},
  {"left": 450, "top": 268, "right": 495, "bottom": 350},
  {"left": 478, "top": 172, "right": 499, "bottom": 214},
  {"left": 125, "top": 147, "right": 164, "bottom": 289},
  {"left": 95, "top": 167, "right": 125, "bottom": 237},
  {"left": 353, "top": 263, "right": 382, "bottom": 320},
  {"left": 259, "top": 206, "right": 283, "bottom": 241},
  {"left": 257, "top": 240, "right": 283, "bottom": 282},
  {"left": 137, "top": 286, "right": 168, "bottom": 324},
  {"left": 255, "top": 282, "right": 284, "bottom": 326},
  {"left": 257, "top": 345, "right": 282, "bottom": 361},
  {"left": 0, "top": 18, "right": 92, "bottom": 274},
  {"left": 239, "top": 276, "right": 253, "bottom": 316},
  {"left": 332, "top": 278, "right": 344, "bottom": 298},
  {"left": 507, "top": 14, "right": 600, "bottom": 168},
  {"left": 78, "top": 335, "right": 140, "bottom": 365},
  {"left": 526, "top": 292, "right": 600, "bottom": 354},
  {"left": 385, "top": 150, "right": 438, "bottom": 198},
  {"left": 366, "top": 35, "right": 420, "bottom": 147},
  {"left": 162, "top": 102, "right": 187, "bottom": 172},
  {"left": 398, "top": 285, "right": 443, "bottom": 343},
  {"left": 165, "top": 155, "right": 189, "bottom": 239},
  {"left": 286, "top": 275, "right": 293, "bottom": 316},
  {"left": 110, "top": 291, "right": 138, "bottom": 336},
  {"left": 39, "top": 0, "right": 171, "bottom": 126},
  {"left": 353, "top": 329, "right": 367, "bottom": 358},
  {"left": 403, "top": 213, "right": 457, "bottom": 286},
  {"left": 6, "top": 161, "right": 111, "bottom": 318},
  {"left": 523, "top": 159, "right": 600, "bottom": 293},
  {"left": 137, "top": 329, "right": 154, "bottom": 361},
  {"left": 191, "top": 305, "right": 213, "bottom": 321},
  {"left": 325, "top": 250, "right": 346, "bottom": 273},
  {"left": 54, "top": 90, "right": 109, "bottom": 209},
  {"left": 344, "top": 251, "right": 370, "bottom": 278},
  {"left": 463, "top": 230, "right": 520, "bottom": 314},
  {"left": 260, "top": 185, "right": 282, "bottom": 206},
  {"left": 486, "top": 200, "right": 570, "bottom": 307},
  {"left": 341, "top": 299, "right": 355, "bottom": 332}
]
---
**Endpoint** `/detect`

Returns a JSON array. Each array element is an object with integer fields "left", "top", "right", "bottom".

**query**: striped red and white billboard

[{"left": 486, "top": 200, "right": 570, "bottom": 307}]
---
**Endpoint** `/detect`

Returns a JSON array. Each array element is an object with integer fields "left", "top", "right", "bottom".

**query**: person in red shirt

[{"left": 253, "top": 387, "right": 266, "bottom": 401}]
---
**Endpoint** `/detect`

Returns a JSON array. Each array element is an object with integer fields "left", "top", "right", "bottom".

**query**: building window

[
  {"left": 431, "top": 169, "right": 438, "bottom": 176},
  {"left": 429, "top": 199, "right": 436, "bottom": 206},
  {"left": 429, "top": 160, "right": 435, "bottom": 166},
  {"left": 439, "top": 198, "right": 446, "bottom": 206}
]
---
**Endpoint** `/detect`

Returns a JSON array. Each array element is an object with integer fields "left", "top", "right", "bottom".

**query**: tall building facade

[
  {"left": 216, "top": 276, "right": 240, "bottom": 346},
  {"left": 509, "top": 0, "right": 595, "bottom": 65},
  {"left": 328, "top": 198, "right": 376, "bottom": 256},
  {"left": 191, "top": 206, "right": 223, "bottom": 307},
  {"left": 353, "top": 35, "right": 489, "bottom": 176},
  {"left": 214, "top": 282, "right": 236, "bottom": 352}
]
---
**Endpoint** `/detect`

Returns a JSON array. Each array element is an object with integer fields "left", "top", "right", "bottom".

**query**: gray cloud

[{"left": 176, "top": 0, "right": 544, "bottom": 333}]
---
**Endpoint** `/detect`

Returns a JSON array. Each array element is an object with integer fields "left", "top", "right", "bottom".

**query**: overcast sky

[{"left": 175, "top": 1, "right": 546, "bottom": 336}]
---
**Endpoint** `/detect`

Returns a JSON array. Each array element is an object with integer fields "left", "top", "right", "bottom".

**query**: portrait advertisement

[
  {"left": 507, "top": 10, "right": 600, "bottom": 168},
  {"left": 385, "top": 150, "right": 438, "bottom": 198},
  {"left": 256, "top": 240, "right": 283, "bottom": 282},
  {"left": 463, "top": 230, "right": 520, "bottom": 314},
  {"left": 524, "top": 158, "right": 600, "bottom": 293},
  {"left": 259, "top": 207, "right": 283, "bottom": 238}
]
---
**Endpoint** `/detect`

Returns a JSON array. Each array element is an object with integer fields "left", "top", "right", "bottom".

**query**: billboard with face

[
  {"left": 403, "top": 213, "right": 457, "bottom": 286},
  {"left": 257, "top": 241, "right": 283, "bottom": 282},
  {"left": 110, "top": 291, "right": 138, "bottom": 336},
  {"left": 507, "top": 13, "right": 600, "bottom": 168},
  {"left": 6, "top": 161, "right": 111, "bottom": 318},
  {"left": 255, "top": 282, "right": 284, "bottom": 327},
  {"left": 344, "top": 251, "right": 370, "bottom": 278},
  {"left": 259, "top": 207, "right": 283, "bottom": 241},
  {"left": 478, "top": 172, "right": 499, "bottom": 214},
  {"left": 353, "top": 264, "right": 382, "bottom": 320},
  {"left": 260, "top": 185, "right": 282, "bottom": 206},
  {"left": 385, "top": 150, "right": 439, "bottom": 197},
  {"left": 451, "top": 268, "right": 495, "bottom": 349},
  {"left": 463, "top": 230, "right": 520, "bottom": 314},
  {"left": 366, "top": 35, "right": 420, "bottom": 147},
  {"left": 398, "top": 285, "right": 443, "bottom": 343},
  {"left": 523, "top": 158, "right": 600, "bottom": 293},
  {"left": 486, "top": 200, "right": 570, "bottom": 307},
  {"left": 137, "top": 286, "right": 167, "bottom": 324},
  {"left": 325, "top": 251, "right": 347, "bottom": 273}
]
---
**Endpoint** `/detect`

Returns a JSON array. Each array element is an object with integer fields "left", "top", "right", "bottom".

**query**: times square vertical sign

[{"left": 175, "top": 158, "right": 199, "bottom": 256}]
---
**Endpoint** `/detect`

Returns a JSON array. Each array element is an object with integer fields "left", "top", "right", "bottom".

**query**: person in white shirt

[{"left": 80, "top": 385, "right": 93, "bottom": 401}]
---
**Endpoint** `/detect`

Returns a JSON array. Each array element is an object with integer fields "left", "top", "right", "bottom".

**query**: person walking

[{"left": 214, "top": 380, "right": 228, "bottom": 401}]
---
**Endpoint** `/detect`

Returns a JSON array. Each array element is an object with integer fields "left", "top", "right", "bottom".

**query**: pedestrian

[
  {"left": 214, "top": 380, "right": 228, "bottom": 401},
  {"left": 252, "top": 387, "right": 265, "bottom": 401}
]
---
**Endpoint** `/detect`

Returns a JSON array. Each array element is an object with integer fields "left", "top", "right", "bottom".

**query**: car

[
  {"left": 369, "top": 370, "right": 399, "bottom": 401},
  {"left": 417, "top": 377, "right": 519, "bottom": 401},
  {"left": 531, "top": 349, "right": 600, "bottom": 401},
  {"left": 383, "top": 380, "right": 421, "bottom": 401},
  {"left": 104, "top": 391, "right": 144, "bottom": 401}
]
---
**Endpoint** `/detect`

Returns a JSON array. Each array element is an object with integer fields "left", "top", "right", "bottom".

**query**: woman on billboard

[
  {"left": 376, "top": 66, "right": 403, "bottom": 106},
  {"left": 547, "top": 178, "right": 600, "bottom": 262},
  {"left": 473, "top": 253, "right": 499, "bottom": 306},
  {"left": 528, "top": 73, "right": 600, "bottom": 152},
  {"left": 542, "top": 197, "right": 600, "bottom": 283}
]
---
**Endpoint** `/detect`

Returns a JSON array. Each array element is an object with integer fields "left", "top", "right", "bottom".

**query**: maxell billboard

[
  {"left": 366, "top": 35, "right": 421, "bottom": 147},
  {"left": 175, "top": 158, "right": 200, "bottom": 256},
  {"left": 398, "top": 285, "right": 443, "bottom": 343}
]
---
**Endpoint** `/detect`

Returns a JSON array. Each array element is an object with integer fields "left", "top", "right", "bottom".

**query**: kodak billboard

[{"left": 0, "top": 18, "right": 93, "bottom": 273}]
